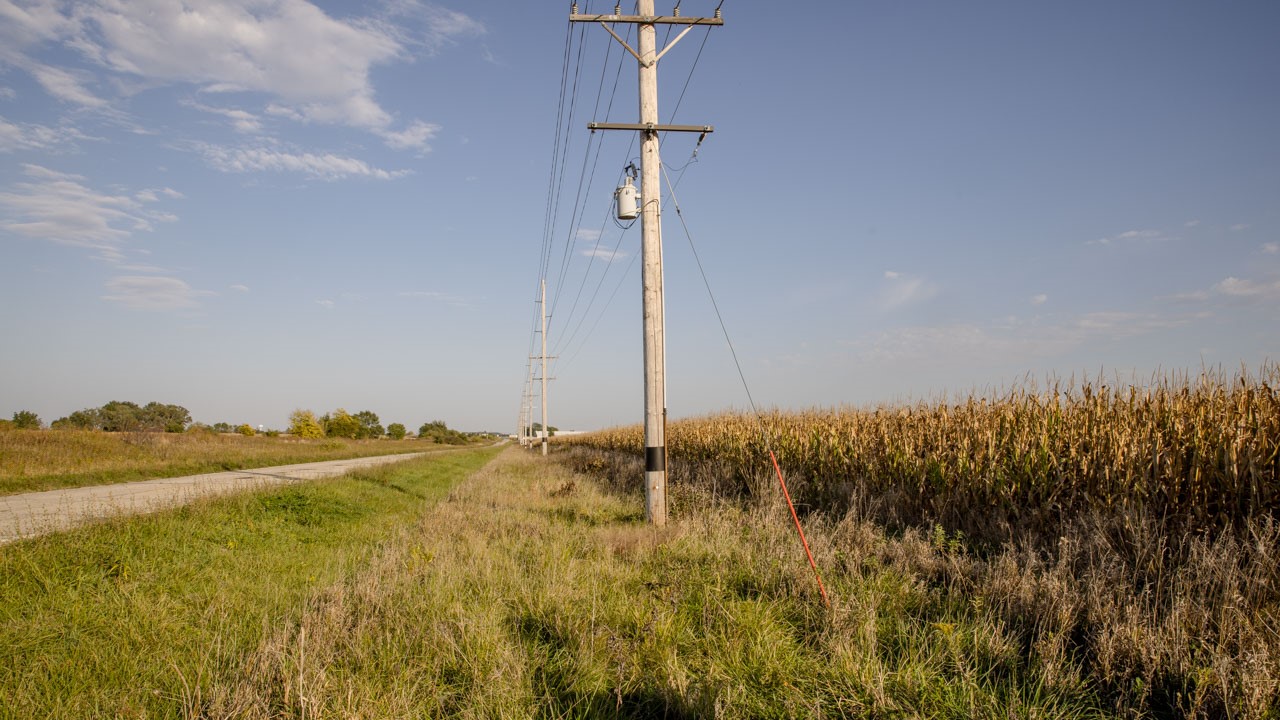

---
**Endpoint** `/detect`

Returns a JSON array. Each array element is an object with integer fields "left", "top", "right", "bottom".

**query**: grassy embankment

[
  {"left": 0, "top": 447, "right": 499, "bottom": 718},
  {"left": 5, "top": 445, "right": 1114, "bottom": 718},
  {"left": 0, "top": 430, "right": 469, "bottom": 495}
]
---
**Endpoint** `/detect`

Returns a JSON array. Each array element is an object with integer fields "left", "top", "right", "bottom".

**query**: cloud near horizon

[
  {"left": 880, "top": 270, "right": 938, "bottom": 310},
  {"left": 854, "top": 309, "right": 1203, "bottom": 366},
  {"left": 102, "top": 275, "right": 212, "bottom": 310}
]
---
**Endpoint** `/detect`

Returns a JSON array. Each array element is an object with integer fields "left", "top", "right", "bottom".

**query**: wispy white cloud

[
  {"left": 1230, "top": 223, "right": 1252, "bottom": 232},
  {"left": 183, "top": 100, "right": 264, "bottom": 133},
  {"left": 134, "top": 187, "right": 182, "bottom": 203},
  {"left": 856, "top": 310, "right": 1201, "bottom": 365},
  {"left": 230, "top": 283, "right": 250, "bottom": 292},
  {"left": 1168, "top": 275, "right": 1280, "bottom": 306},
  {"left": 880, "top": 270, "right": 937, "bottom": 310},
  {"left": 376, "top": 1, "right": 486, "bottom": 55},
  {"left": 575, "top": 228, "right": 602, "bottom": 243},
  {"left": 378, "top": 119, "right": 439, "bottom": 151},
  {"left": 315, "top": 299, "right": 335, "bottom": 309},
  {"left": 0, "top": 0, "right": 78, "bottom": 48},
  {"left": 102, "top": 275, "right": 212, "bottom": 310},
  {"left": 1262, "top": 242, "right": 1278, "bottom": 255},
  {"left": 397, "top": 289, "right": 476, "bottom": 308},
  {"left": 2, "top": 0, "right": 483, "bottom": 150},
  {"left": 0, "top": 87, "right": 16, "bottom": 99},
  {"left": 1185, "top": 220, "right": 1200, "bottom": 228},
  {"left": 1166, "top": 289, "right": 1211, "bottom": 303},
  {"left": 30, "top": 64, "right": 107, "bottom": 107},
  {"left": 1214, "top": 276, "right": 1280, "bottom": 302},
  {"left": 1030, "top": 293, "right": 1048, "bottom": 306},
  {"left": 1088, "top": 228, "right": 1166, "bottom": 246},
  {"left": 0, "top": 164, "right": 180, "bottom": 260},
  {"left": 0, "top": 115, "right": 97, "bottom": 152},
  {"left": 582, "top": 247, "right": 626, "bottom": 262},
  {"left": 195, "top": 143, "right": 409, "bottom": 180},
  {"left": 114, "top": 263, "right": 169, "bottom": 273}
]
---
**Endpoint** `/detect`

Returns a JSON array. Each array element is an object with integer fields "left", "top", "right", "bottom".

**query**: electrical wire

[
  {"left": 660, "top": 158, "right": 831, "bottom": 608},
  {"left": 548, "top": 20, "right": 637, "bottom": 352},
  {"left": 556, "top": 246, "right": 640, "bottom": 373},
  {"left": 524, "top": 14, "right": 579, "bottom": 421},
  {"left": 549, "top": 9, "right": 713, "bottom": 361}
]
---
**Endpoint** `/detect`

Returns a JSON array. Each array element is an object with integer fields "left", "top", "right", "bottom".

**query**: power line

[
  {"left": 549, "top": 26, "right": 633, "bottom": 336},
  {"left": 549, "top": 14, "right": 712, "bottom": 360}
]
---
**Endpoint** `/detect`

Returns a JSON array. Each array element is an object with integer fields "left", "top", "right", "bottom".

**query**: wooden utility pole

[
  {"left": 540, "top": 278, "right": 550, "bottom": 456},
  {"left": 518, "top": 359, "right": 528, "bottom": 447},
  {"left": 524, "top": 357, "right": 535, "bottom": 448},
  {"left": 571, "top": 2, "right": 722, "bottom": 526}
]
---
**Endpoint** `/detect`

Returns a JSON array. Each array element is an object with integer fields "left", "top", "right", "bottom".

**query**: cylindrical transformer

[{"left": 614, "top": 177, "right": 639, "bottom": 220}]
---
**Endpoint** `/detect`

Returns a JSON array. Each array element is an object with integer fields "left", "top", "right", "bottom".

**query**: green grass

[
  {"left": 1, "top": 445, "right": 1129, "bottom": 717},
  {"left": 0, "top": 429, "right": 475, "bottom": 495},
  {"left": 0, "top": 446, "right": 500, "bottom": 718}
]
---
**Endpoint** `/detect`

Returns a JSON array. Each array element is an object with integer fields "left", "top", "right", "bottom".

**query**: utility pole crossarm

[
  {"left": 569, "top": 14, "right": 724, "bottom": 26},
  {"left": 588, "top": 122, "right": 713, "bottom": 133}
]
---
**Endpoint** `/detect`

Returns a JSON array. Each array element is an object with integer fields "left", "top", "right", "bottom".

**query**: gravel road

[{"left": 0, "top": 452, "right": 429, "bottom": 544}]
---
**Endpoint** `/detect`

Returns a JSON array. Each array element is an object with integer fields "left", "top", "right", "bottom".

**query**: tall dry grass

[{"left": 558, "top": 365, "right": 1280, "bottom": 717}]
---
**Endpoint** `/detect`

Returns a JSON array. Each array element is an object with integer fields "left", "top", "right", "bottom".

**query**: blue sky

[{"left": 1, "top": 1, "right": 1277, "bottom": 433}]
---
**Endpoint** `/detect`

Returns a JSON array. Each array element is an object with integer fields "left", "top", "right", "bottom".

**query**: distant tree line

[
  {"left": 287, "top": 409, "right": 474, "bottom": 444},
  {"left": 417, "top": 420, "right": 470, "bottom": 445},
  {"left": 48, "top": 401, "right": 193, "bottom": 432},
  {"left": 4, "top": 404, "right": 484, "bottom": 445},
  {"left": 1, "top": 410, "right": 43, "bottom": 431}
]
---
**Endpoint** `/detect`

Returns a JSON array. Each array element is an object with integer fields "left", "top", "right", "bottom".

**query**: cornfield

[{"left": 562, "top": 365, "right": 1280, "bottom": 545}]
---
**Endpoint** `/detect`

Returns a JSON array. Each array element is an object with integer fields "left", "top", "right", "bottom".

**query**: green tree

[
  {"left": 99, "top": 401, "right": 144, "bottom": 432},
  {"left": 323, "top": 408, "right": 361, "bottom": 439},
  {"left": 140, "top": 402, "right": 191, "bottom": 432},
  {"left": 419, "top": 420, "right": 447, "bottom": 437},
  {"left": 236, "top": 423, "right": 255, "bottom": 436},
  {"left": 386, "top": 423, "right": 407, "bottom": 440},
  {"left": 418, "top": 420, "right": 468, "bottom": 445},
  {"left": 51, "top": 408, "right": 101, "bottom": 430},
  {"left": 353, "top": 410, "right": 384, "bottom": 439},
  {"left": 288, "top": 409, "right": 324, "bottom": 439},
  {"left": 11, "top": 410, "right": 41, "bottom": 430}
]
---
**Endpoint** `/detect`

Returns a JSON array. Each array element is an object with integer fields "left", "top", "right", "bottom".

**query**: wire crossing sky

[{"left": 2, "top": 1, "right": 1277, "bottom": 433}]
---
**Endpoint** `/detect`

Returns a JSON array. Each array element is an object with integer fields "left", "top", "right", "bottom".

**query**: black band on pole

[{"left": 645, "top": 446, "right": 666, "bottom": 472}]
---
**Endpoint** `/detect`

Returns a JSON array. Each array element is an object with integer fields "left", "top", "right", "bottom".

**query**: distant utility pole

[
  {"left": 520, "top": 360, "right": 532, "bottom": 447},
  {"left": 524, "top": 358, "right": 535, "bottom": 448},
  {"left": 540, "top": 278, "right": 550, "bottom": 457},
  {"left": 571, "top": 1, "right": 722, "bottom": 526}
]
